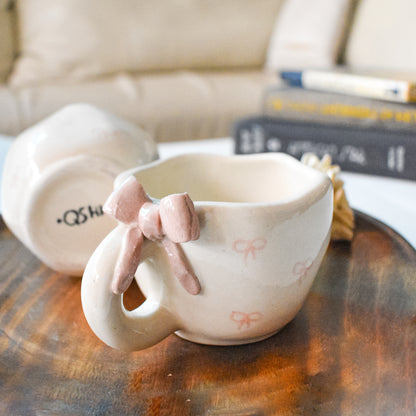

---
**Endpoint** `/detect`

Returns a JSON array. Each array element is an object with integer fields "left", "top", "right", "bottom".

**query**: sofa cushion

[
  {"left": 0, "top": 85, "right": 20, "bottom": 134},
  {"left": 1, "top": 70, "right": 275, "bottom": 141},
  {"left": 11, "top": 0, "right": 284, "bottom": 87},
  {"left": 0, "top": 0, "right": 15, "bottom": 83},
  {"left": 265, "top": 0, "right": 355, "bottom": 70},
  {"left": 345, "top": 0, "right": 416, "bottom": 72}
]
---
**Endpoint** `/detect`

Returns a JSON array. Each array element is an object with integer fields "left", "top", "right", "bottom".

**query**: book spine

[
  {"left": 233, "top": 116, "right": 416, "bottom": 180},
  {"left": 263, "top": 86, "right": 416, "bottom": 131},
  {"left": 283, "top": 70, "right": 416, "bottom": 103}
]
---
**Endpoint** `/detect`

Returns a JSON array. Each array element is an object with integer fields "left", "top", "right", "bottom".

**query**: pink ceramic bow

[{"left": 103, "top": 176, "right": 201, "bottom": 295}]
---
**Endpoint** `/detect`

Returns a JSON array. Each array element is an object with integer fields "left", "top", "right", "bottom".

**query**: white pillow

[
  {"left": 11, "top": 0, "right": 284, "bottom": 87},
  {"left": 265, "top": 0, "right": 354, "bottom": 70},
  {"left": 345, "top": 0, "right": 416, "bottom": 72}
]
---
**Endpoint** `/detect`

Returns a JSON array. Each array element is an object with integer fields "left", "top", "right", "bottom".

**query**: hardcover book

[
  {"left": 263, "top": 85, "right": 416, "bottom": 131},
  {"left": 279, "top": 69, "right": 416, "bottom": 103},
  {"left": 233, "top": 116, "right": 416, "bottom": 180}
]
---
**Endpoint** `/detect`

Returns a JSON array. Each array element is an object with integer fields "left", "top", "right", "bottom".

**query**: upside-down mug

[
  {"left": 81, "top": 153, "right": 333, "bottom": 351},
  {"left": 1, "top": 103, "right": 158, "bottom": 275}
]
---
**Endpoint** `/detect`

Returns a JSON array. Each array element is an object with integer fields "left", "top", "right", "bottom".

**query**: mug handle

[{"left": 81, "top": 225, "right": 181, "bottom": 351}]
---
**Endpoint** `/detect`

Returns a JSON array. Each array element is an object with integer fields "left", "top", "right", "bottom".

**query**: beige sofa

[{"left": 1, "top": 0, "right": 414, "bottom": 142}]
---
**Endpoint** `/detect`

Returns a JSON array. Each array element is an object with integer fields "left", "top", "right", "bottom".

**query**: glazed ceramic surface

[
  {"left": 81, "top": 153, "right": 333, "bottom": 351},
  {"left": 1, "top": 103, "right": 158, "bottom": 275}
]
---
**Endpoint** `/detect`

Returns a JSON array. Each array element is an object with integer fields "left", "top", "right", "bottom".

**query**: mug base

[
  {"left": 26, "top": 155, "right": 120, "bottom": 275},
  {"left": 174, "top": 328, "right": 281, "bottom": 347}
]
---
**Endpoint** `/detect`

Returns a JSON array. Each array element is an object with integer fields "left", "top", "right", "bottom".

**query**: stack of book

[{"left": 233, "top": 69, "right": 416, "bottom": 180}]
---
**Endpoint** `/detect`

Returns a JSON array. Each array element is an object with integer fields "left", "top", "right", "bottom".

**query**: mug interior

[{"left": 120, "top": 153, "right": 327, "bottom": 205}]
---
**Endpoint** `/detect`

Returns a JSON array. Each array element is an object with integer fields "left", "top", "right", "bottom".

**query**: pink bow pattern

[
  {"left": 293, "top": 258, "right": 314, "bottom": 284},
  {"left": 233, "top": 238, "right": 267, "bottom": 265},
  {"left": 230, "top": 311, "right": 263, "bottom": 330},
  {"left": 103, "top": 176, "right": 201, "bottom": 296}
]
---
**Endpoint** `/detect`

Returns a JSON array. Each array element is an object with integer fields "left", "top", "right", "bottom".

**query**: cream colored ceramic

[
  {"left": 81, "top": 153, "right": 333, "bottom": 351},
  {"left": 1, "top": 103, "right": 158, "bottom": 275}
]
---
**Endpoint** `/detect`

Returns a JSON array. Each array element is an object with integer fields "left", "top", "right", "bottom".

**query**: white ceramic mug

[
  {"left": 81, "top": 153, "right": 333, "bottom": 351},
  {"left": 1, "top": 103, "right": 158, "bottom": 275}
]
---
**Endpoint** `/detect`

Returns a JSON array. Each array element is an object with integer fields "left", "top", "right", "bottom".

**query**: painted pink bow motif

[
  {"left": 293, "top": 258, "right": 314, "bottom": 283},
  {"left": 233, "top": 238, "right": 267, "bottom": 265},
  {"left": 230, "top": 311, "right": 263, "bottom": 330},
  {"left": 103, "top": 176, "right": 201, "bottom": 296}
]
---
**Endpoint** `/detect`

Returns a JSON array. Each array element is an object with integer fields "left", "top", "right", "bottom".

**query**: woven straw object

[{"left": 301, "top": 153, "right": 355, "bottom": 241}]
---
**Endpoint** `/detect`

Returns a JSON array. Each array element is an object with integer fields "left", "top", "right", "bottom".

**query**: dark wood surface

[{"left": 0, "top": 212, "right": 415, "bottom": 416}]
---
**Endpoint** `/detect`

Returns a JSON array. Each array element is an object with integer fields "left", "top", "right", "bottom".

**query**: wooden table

[{"left": 0, "top": 212, "right": 415, "bottom": 415}]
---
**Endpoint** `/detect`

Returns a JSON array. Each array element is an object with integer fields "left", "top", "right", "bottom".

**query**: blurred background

[{"left": 1, "top": 0, "right": 414, "bottom": 143}]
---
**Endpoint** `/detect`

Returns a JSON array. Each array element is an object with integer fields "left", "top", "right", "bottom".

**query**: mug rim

[{"left": 115, "top": 153, "right": 332, "bottom": 210}]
